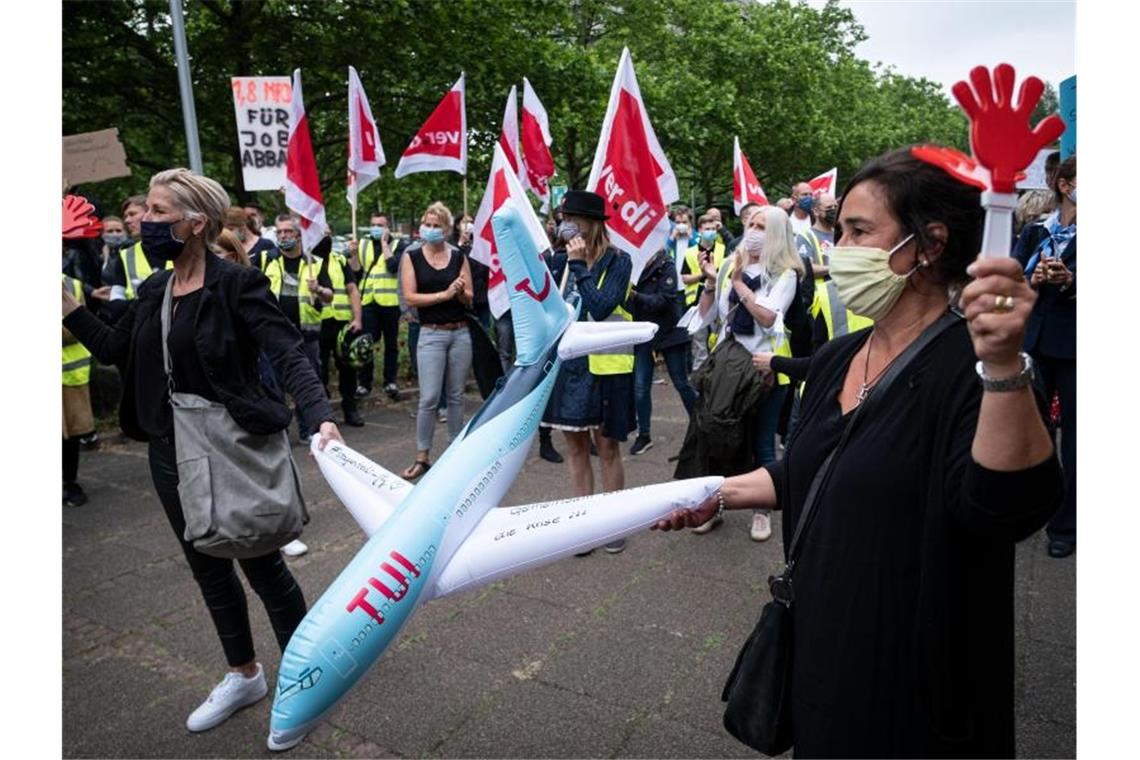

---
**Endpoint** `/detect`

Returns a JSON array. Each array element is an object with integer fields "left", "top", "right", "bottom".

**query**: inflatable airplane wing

[{"left": 267, "top": 196, "right": 722, "bottom": 751}]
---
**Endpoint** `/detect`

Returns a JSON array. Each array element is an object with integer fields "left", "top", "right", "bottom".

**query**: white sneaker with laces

[
  {"left": 281, "top": 539, "right": 308, "bottom": 557},
  {"left": 186, "top": 664, "right": 268, "bottom": 732},
  {"left": 750, "top": 512, "right": 772, "bottom": 542}
]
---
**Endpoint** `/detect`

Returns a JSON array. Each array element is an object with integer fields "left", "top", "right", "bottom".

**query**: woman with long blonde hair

[{"left": 692, "top": 205, "right": 803, "bottom": 540}]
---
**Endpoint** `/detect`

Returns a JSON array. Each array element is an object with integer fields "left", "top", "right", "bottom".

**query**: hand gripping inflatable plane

[{"left": 267, "top": 198, "right": 723, "bottom": 750}]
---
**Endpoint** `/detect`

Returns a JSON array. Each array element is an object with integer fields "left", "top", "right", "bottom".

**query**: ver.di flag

[
  {"left": 586, "top": 47, "right": 678, "bottom": 281},
  {"left": 521, "top": 77, "right": 555, "bottom": 211},
  {"left": 394, "top": 73, "right": 467, "bottom": 178},
  {"left": 733, "top": 136, "right": 768, "bottom": 214},
  {"left": 807, "top": 167, "right": 838, "bottom": 196},
  {"left": 498, "top": 85, "right": 525, "bottom": 187},
  {"left": 285, "top": 68, "right": 328, "bottom": 254},
  {"left": 471, "top": 143, "right": 552, "bottom": 319},
  {"left": 346, "top": 65, "right": 385, "bottom": 205}
]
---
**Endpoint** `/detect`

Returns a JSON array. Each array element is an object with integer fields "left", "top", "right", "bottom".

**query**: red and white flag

[
  {"left": 807, "top": 167, "right": 838, "bottom": 196},
  {"left": 498, "top": 85, "right": 525, "bottom": 186},
  {"left": 586, "top": 47, "right": 678, "bottom": 281},
  {"left": 285, "top": 68, "right": 327, "bottom": 254},
  {"left": 394, "top": 72, "right": 467, "bottom": 178},
  {"left": 471, "top": 143, "right": 552, "bottom": 319},
  {"left": 346, "top": 65, "right": 385, "bottom": 205},
  {"left": 733, "top": 136, "right": 769, "bottom": 214},
  {"left": 521, "top": 77, "right": 555, "bottom": 211}
]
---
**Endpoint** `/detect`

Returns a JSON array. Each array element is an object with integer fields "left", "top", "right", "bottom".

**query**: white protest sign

[
  {"left": 1016, "top": 148, "right": 1054, "bottom": 191},
  {"left": 231, "top": 76, "right": 292, "bottom": 190}
]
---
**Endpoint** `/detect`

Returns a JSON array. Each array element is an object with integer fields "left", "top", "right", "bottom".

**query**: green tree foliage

[{"left": 63, "top": 0, "right": 969, "bottom": 230}]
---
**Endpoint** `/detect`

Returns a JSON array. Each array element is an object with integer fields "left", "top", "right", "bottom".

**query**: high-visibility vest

[
  {"left": 254, "top": 248, "right": 269, "bottom": 271},
  {"left": 120, "top": 242, "right": 173, "bottom": 300},
  {"left": 321, "top": 253, "right": 354, "bottom": 322},
  {"left": 62, "top": 275, "right": 92, "bottom": 386},
  {"left": 714, "top": 259, "right": 794, "bottom": 386},
  {"left": 683, "top": 241, "right": 725, "bottom": 306},
  {"left": 266, "top": 255, "right": 326, "bottom": 331},
  {"left": 587, "top": 264, "right": 634, "bottom": 376},
  {"left": 817, "top": 279, "right": 873, "bottom": 341},
  {"left": 358, "top": 238, "right": 400, "bottom": 307}
]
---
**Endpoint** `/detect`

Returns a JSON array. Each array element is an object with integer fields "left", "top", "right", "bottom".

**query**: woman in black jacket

[
  {"left": 61, "top": 168, "right": 343, "bottom": 734},
  {"left": 657, "top": 149, "right": 1062, "bottom": 757}
]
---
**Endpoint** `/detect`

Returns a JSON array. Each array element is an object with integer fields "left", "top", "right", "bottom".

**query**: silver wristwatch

[{"left": 975, "top": 352, "right": 1034, "bottom": 392}]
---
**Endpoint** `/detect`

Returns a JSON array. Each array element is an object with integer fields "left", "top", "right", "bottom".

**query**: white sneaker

[
  {"left": 691, "top": 514, "right": 723, "bottom": 535},
  {"left": 281, "top": 539, "right": 308, "bottom": 557},
  {"left": 186, "top": 664, "right": 268, "bottom": 732},
  {"left": 750, "top": 512, "right": 772, "bottom": 542}
]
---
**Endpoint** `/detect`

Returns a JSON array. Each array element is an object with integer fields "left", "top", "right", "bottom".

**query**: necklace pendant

[{"left": 855, "top": 383, "right": 870, "bottom": 404}]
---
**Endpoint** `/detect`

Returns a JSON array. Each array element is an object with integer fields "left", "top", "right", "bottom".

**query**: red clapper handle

[
  {"left": 951, "top": 64, "right": 1065, "bottom": 194},
  {"left": 63, "top": 195, "right": 103, "bottom": 240}
]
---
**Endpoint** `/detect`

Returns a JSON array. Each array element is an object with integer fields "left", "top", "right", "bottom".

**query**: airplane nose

[{"left": 267, "top": 722, "right": 313, "bottom": 752}]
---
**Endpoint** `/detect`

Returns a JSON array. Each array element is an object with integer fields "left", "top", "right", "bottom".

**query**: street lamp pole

[{"left": 169, "top": 0, "right": 203, "bottom": 173}]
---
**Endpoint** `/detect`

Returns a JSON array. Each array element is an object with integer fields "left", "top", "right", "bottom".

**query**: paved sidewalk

[{"left": 62, "top": 381, "right": 1075, "bottom": 758}]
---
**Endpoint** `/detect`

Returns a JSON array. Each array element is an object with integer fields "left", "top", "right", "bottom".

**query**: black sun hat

[{"left": 559, "top": 190, "right": 609, "bottom": 220}]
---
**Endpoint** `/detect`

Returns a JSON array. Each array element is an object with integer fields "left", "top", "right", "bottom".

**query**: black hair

[
  {"left": 1051, "top": 154, "right": 1076, "bottom": 205},
  {"left": 1044, "top": 150, "right": 1061, "bottom": 187},
  {"left": 839, "top": 146, "right": 984, "bottom": 289}
]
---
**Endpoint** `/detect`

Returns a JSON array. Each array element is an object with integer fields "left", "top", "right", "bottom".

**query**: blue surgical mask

[
  {"left": 557, "top": 221, "right": 580, "bottom": 243},
  {"left": 140, "top": 219, "right": 188, "bottom": 261},
  {"left": 420, "top": 226, "right": 444, "bottom": 244},
  {"left": 797, "top": 196, "right": 813, "bottom": 213},
  {"left": 700, "top": 230, "right": 717, "bottom": 244},
  {"left": 102, "top": 232, "right": 129, "bottom": 249},
  {"left": 370, "top": 225, "right": 385, "bottom": 239}
]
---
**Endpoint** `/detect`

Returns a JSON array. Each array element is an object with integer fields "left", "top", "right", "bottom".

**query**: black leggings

[
  {"left": 147, "top": 438, "right": 308, "bottom": 667},
  {"left": 63, "top": 436, "right": 80, "bottom": 484}
]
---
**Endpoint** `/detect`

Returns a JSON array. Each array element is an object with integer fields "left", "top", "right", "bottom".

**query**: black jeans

[
  {"left": 359, "top": 303, "right": 400, "bottom": 389},
  {"left": 319, "top": 319, "right": 358, "bottom": 414},
  {"left": 63, "top": 436, "right": 80, "bottom": 484},
  {"left": 147, "top": 438, "right": 308, "bottom": 667},
  {"left": 1035, "top": 354, "right": 1076, "bottom": 543}
]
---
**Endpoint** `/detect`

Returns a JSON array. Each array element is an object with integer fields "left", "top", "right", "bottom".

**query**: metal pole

[{"left": 169, "top": 0, "right": 203, "bottom": 173}]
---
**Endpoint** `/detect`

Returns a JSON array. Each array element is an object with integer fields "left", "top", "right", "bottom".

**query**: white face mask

[
  {"left": 741, "top": 229, "right": 766, "bottom": 257},
  {"left": 828, "top": 233, "right": 917, "bottom": 321}
]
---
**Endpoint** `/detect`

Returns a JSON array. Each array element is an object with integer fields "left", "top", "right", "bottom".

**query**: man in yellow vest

[
  {"left": 348, "top": 212, "right": 401, "bottom": 401},
  {"left": 681, "top": 213, "right": 725, "bottom": 373},
  {"left": 312, "top": 224, "right": 366, "bottom": 427},
  {"left": 106, "top": 194, "right": 173, "bottom": 303},
  {"left": 62, "top": 274, "right": 94, "bottom": 507}
]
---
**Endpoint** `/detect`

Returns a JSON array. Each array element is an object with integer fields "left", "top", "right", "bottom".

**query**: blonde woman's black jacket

[{"left": 63, "top": 251, "right": 334, "bottom": 441}]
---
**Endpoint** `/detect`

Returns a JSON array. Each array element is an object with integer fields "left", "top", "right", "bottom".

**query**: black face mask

[
  {"left": 140, "top": 220, "right": 189, "bottom": 261},
  {"left": 822, "top": 209, "right": 837, "bottom": 226}
]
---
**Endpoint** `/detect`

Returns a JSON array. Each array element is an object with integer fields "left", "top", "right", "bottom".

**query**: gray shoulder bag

[{"left": 161, "top": 275, "right": 308, "bottom": 559}]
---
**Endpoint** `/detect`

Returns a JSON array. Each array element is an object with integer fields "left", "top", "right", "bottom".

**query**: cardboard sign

[
  {"left": 1059, "top": 75, "right": 1076, "bottom": 160},
  {"left": 231, "top": 76, "right": 293, "bottom": 190},
  {"left": 550, "top": 184, "right": 567, "bottom": 210},
  {"left": 62, "top": 128, "right": 131, "bottom": 186},
  {"left": 1016, "top": 148, "right": 1055, "bottom": 191}
]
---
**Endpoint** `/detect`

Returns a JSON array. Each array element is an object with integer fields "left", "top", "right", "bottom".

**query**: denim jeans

[
  {"left": 634, "top": 343, "right": 697, "bottom": 437},
  {"left": 416, "top": 326, "right": 473, "bottom": 452}
]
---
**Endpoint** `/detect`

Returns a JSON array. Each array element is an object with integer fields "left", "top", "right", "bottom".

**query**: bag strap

[
  {"left": 160, "top": 273, "right": 176, "bottom": 399},
  {"left": 770, "top": 310, "right": 961, "bottom": 605}
]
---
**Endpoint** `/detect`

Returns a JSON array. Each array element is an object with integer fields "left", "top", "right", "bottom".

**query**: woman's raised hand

[{"left": 961, "top": 255, "right": 1037, "bottom": 375}]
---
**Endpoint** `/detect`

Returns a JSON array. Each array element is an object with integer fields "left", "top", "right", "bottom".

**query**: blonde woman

[
  {"left": 61, "top": 168, "right": 342, "bottom": 733},
  {"left": 694, "top": 205, "right": 803, "bottom": 539},
  {"left": 400, "top": 201, "right": 474, "bottom": 479},
  {"left": 213, "top": 228, "right": 253, "bottom": 267},
  {"left": 542, "top": 190, "right": 636, "bottom": 554}
]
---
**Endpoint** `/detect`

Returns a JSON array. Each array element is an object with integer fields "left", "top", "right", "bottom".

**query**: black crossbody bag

[{"left": 721, "top": 311, "right": 960, "bottom": 755}]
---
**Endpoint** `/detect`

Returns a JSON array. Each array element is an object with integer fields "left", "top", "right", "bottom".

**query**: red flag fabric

[
  {"left": 471, "top": 143, "right": 553, "bottom": 319},
  {"left": 586, "top": 48, "right": 678, "bottom": 281},
  {"left": 521, "top": 77, "right": 555, "bottom": 211},
  {"left": 497, "top": 85, "right": 524, "bottom": 183},
  {"left": 346, "top": 65, "right": 385, "bottom": 205},
  {"left": 732, "top": 136, "right": 769, "bottom": 214},
  {"left": 285, "top": 68, "right": 328, "bottom": 254},
  {"left": 394, "top": 73, "right": 467, "bottom": 178},
  {"left": 807, "top": 167, "right": 838, "bottom": 196}
]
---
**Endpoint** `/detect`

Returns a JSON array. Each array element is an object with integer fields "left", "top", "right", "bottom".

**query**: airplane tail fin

[{"left": 491, "top": 200, "right": 572, "bottom": 366}]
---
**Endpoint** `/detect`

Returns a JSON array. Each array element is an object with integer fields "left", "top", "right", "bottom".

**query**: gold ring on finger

[{"left": 993, "top": 294, "right": 1015, "bottom": 312}]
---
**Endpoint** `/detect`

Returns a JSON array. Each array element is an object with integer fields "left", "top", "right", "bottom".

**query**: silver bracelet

[
  {"left": 715, "top": 489, "right": 727, "bottom": 519},
  {"left": 975, "top": 352, "right": 1034, "bottom": 392}
]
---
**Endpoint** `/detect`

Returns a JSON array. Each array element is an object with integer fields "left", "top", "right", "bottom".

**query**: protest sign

[
  {"left": 62, "top": 128, "right": 131, "bottom": 186},
  {"left": 231, "top": 75, "right": 292, "bottom": 190},
  {"left": 1016, "top": 148, "right": 1054, "bottom": 190},
  {"left": 1059, "top": 75, "right": 1075, "bottom": 160},
  {"left": 550, "top": 185, "right": 567, "bottom": 211}
]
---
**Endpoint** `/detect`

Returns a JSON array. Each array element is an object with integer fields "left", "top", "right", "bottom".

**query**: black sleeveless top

[{"left": 410, "top": 246, "right": 466, "bottom": 325}]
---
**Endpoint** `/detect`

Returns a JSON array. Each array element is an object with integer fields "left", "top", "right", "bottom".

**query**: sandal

[{"left": 402, "top": 460, "right": 432, "bottom": 480}]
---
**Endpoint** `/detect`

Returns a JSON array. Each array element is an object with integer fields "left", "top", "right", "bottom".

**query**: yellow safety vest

[
  {"left": 817, "top": 279, "right": 873, "bottom": 341},
  {"left": 62, "top": 275, "right": 92, "bottom": 386},
  {"left": 714, "top": 259, "right": 793, "bottom": 386},
  {"left": 321, "top": 253, "right": 354, "bottom": 322},
  {"left": 587, "top": 263, "right": 634, "bottom": 376},
  {"left": 266, "top": 255, "right": 326, "bottom": 331},
  {"left": 683, "top": 241, "right": 725, "bottom": 306},
  {"left": 120, "top": 242, "right": 173, "bottom": 300},
  {"left": 359, "top": 238, "right": 400, "bottom": 307}
]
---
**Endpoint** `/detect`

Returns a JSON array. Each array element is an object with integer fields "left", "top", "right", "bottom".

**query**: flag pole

[{"left": 463, "top": 175, "right": 469, "bottom": 218}]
